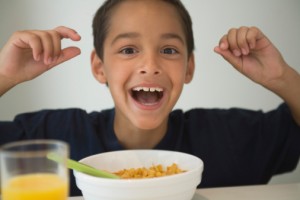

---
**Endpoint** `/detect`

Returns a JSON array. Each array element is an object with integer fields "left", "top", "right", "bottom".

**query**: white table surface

[{"left": 69, "top": 183, "right": 300, "bottom": 200}]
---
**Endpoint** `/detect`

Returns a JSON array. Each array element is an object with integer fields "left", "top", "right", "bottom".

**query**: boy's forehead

[
  {"left": 110, "top": 0, "right": 181, "bottom": 23},
  {"left": 106, "top": 0, "right": 185, "bottom": 41}
]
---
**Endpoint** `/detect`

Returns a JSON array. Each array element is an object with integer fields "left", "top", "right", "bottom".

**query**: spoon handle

[{"left": 47, "top": 152, "right": 119, "bottom": 179}]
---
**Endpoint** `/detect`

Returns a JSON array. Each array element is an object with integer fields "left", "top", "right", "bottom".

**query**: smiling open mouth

[{"left": 131, "top": 87, "right": 164, "bottom": 105}]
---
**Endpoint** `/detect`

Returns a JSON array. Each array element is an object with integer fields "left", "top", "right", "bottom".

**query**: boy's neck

[{"left": 113, "top": 115, "right": 168, "bottom": 149}]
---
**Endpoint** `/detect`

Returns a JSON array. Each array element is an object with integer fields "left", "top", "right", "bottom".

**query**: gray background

[{"left": 0, "top": 0, "right": 299, "bottom": 184}]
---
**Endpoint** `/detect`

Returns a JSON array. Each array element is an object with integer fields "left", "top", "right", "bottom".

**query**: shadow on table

[{"left": 192, "top": 192, "right": 209, "bottom": 200}]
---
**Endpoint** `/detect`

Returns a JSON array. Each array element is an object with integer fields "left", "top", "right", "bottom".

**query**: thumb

[
  {"left": 48, "top": 47, "right": 81, "bottom": 68},
  {"left": 214, "top": 46, "right": 242, "bottom": 71}
]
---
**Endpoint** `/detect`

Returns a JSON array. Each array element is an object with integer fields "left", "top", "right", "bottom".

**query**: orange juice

[{"left": 2, "top": 173, "right": 68, "bottom": 200}]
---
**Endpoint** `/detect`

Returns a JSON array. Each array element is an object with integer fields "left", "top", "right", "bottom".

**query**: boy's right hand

[{"left": 0, "top": 26, "right": 81, "bottom": 89}]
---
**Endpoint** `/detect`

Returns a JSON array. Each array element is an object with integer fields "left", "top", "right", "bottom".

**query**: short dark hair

[{"left": 92, "top": 0, "right": 194, "bottom": 60}]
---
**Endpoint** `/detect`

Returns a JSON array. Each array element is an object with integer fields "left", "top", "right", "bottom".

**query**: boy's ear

[
  {"left": 184, "top": 53, "right": 195, "bottom": 84},
  {"left": 91, "top": 50, "right": 107, "bottom": 84}
]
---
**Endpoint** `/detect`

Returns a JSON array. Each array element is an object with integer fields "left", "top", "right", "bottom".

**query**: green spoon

[{"left": 47, "top": 153, "right": 119, "bottom": 179}]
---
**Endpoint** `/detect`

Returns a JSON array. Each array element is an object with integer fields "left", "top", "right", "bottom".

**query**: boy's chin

[{"left": 132, "top": 118, "right": 167, "bottom": 131}]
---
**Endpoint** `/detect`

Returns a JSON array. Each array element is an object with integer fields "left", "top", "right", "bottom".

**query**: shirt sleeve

[
  {"left": 183, "top": 103, "right": 300, "bottom": 187},
  {"left": 0, "top": 109, "right": 85, "bottom": 146},
  {"left": 227, "top": 103, "right": 300, "bottom": 182}
]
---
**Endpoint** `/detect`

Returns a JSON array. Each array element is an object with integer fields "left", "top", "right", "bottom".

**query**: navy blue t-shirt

[{"left": 1, "top": 103, "right": 299, "bottom": 196}]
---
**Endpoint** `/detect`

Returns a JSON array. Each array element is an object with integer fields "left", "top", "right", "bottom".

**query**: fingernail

[
  {"left": 36, "top": 54, "right": 41, "bottom": 61},
  {"left": 220, "top": 42, "right": 226, "bottom": 49},
  {"left": 52, "top": 56, "right": 57, "bottom": 63},
  {"left": 47, "top": 57, "right": 53, "bottom": 65},
  {"left": 233, "top": 49, "right": 241, "bottom": 57},
  {"left": 241, "top": 48, "right": 248, "bottom": 55}
]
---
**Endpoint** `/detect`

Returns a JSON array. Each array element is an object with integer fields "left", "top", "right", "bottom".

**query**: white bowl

[{"left": 74, "top": 150, "right": 203, "bottom": 200}]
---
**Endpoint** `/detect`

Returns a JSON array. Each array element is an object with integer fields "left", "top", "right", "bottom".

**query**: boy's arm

[
  {"left": 0, "top": 26, "right": 81, "bottom": 96},
  {"left": 0, "top": 74, "right": 15, "bottom": 96},
  {"left": 214, "top": 26, "right": 300, "bottom": 126}
]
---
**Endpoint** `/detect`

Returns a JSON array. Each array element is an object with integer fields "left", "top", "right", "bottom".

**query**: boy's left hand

[{"left": 214, "top": 26, "right": 288, "bottom": 89}]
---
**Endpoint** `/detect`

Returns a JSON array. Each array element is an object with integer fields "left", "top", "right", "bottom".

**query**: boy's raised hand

[
  {"left": 0, "top": 26, "right": 81, "bottom": 91},
  {"left": 214, "top": 26, "right": 288, "bottom": 90},
  {"left": 215, "top": 26, "right": 300, "bottom": 125}
]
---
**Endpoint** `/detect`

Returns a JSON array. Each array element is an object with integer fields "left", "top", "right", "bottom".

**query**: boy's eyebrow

[
  {"left": 160, "top": 33, "right": 185, "bottom": 45},
  {"left": 111, "top": 32, "right": 184, "bottom": 45},
  {"left": 111, "top": 32, "right": 140, "bottom": 45}
]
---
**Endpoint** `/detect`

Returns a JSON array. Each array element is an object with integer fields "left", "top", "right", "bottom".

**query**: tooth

[
  {"left": 133, "top": 87, "right": 163, "bottom": 92},
  {"left": 143, "top": 87, "right": 149, "bottom": 92},
  {"left": 133, "top": 87, "right": 141, "bottom": 91}
]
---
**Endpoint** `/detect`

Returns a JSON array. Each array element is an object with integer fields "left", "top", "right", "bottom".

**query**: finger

[
  {"left": 32, "top": 31, "right": 55, "bottom": 64},
  {"left": 217, "top": 34, "right": 229, "bottom": 50},
  {"left": 11, "top": 31, "right": 43, "bottom": 61},
  {"left": 227, "top": 28, "right": 241, "bottom": 57},
  {"left": 54, "top": 26, "right": 81, "bottom": 41},
  {"left": 48, "top": 30, "right": 62, "bottom": 62},
  {"left": 214, "top": 46, "right": 241, "bottom": 69},
  {"left": 52, "top": 26, "right": 81, "bottom": 64},
  {"left": 31, "top": 30, "right": 54, "bottom": 65},
  {"left": 37, "top": 27, "right": 81, "bottom": 65},
  {"left": 246, "top": 26, "right": 260, "bottom": 50},
  {"left": 236, "top": 26, "right": 250, "bottom": 55},
  {"left": 48, "top": 46, "right": 81, "bottom": 68}
]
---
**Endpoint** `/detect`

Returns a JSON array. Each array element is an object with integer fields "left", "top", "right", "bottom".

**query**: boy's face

[{"left": 92, "top": 0, "right": 194, "bottom": 130}]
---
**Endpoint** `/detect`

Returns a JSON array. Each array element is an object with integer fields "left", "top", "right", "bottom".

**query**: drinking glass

[{"left": 0, "top": 139, "right": 69, "bottom": 200}]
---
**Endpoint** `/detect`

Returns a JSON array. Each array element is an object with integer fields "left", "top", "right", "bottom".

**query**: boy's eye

[
  {"left": 120, "top": 47, "right": 137, "bottom": 54},
  {"left": 160, "top": 48, "right": 178, "bottom": 54}
]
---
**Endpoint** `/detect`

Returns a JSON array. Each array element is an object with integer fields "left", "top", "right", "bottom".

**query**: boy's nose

[
  {"left": 139, "top": 68, "right": 161, "bottom": 75},
  {"left": 139, "top": 54, "right": 162, "bottom": 75}
]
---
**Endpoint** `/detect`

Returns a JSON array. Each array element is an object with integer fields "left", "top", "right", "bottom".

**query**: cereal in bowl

[{"left": 113, "top": 163, "right": 186, "bottom": 179}]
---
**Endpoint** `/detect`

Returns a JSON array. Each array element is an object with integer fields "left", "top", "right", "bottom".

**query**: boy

[{"left": 0, "top": 0, "right": 300, "bottom": 196}]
